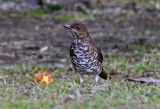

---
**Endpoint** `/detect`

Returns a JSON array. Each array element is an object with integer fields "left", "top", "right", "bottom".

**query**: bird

[{"left": 63, "top": 23, "right": 108, "bottom": 85}]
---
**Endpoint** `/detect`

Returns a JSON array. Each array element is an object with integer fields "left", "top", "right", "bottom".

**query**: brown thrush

[{"left": 63, "top": 23, "right": 108, "bottom": 85}]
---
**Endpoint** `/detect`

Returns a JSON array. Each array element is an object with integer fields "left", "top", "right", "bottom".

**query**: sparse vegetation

[{"left": 0, "top": 44, "right": 159, "bottom": 109}]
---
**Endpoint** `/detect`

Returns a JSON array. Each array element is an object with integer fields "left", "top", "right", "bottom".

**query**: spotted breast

[{"left": 70, "top": 39, "right": 102, "bottom": 75}]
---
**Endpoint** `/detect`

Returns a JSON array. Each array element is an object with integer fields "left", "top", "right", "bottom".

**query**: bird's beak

[{"left": 62, "top": 24, "right": 71, "bottom": 29}]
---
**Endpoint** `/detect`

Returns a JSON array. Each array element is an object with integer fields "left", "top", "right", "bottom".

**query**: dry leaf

[
  {"left": 34, "top": 72, "right": 53, "bottom": 84},
  {"left": 126, "top": 77, "right": 160, "bottom": 83}
]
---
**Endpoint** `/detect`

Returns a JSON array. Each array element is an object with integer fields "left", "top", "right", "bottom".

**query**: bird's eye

[{"left": 77, "top": 26, "right": 81, "bottom": 30}]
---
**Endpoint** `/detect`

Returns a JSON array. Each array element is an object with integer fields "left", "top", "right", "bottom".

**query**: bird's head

[{"left": 63, "top": 23, "right": 90, "bottom": 40}]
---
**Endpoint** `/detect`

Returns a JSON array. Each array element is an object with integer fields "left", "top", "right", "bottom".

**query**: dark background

[{"left": 0, "top": 0, "right": 160, "bottom": 66}]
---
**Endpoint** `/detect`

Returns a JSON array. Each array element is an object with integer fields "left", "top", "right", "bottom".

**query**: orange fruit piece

[{"left": 34, "top": 72, "right": 53, "bottom": 84}]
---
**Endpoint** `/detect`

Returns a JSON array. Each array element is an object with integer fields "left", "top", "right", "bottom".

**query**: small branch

[{"left": 0, "top": 75, "right": 9, "bottom": 79}]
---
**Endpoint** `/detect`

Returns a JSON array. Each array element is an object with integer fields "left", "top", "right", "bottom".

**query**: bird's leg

[
  {"left": 94, "top": 74, "right": 99, "bottom": 86},
  {"left": 79, "top": 73, "right": 84, "bottom": 84}
]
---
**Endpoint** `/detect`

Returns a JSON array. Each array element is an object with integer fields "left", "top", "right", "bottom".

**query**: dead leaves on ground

[
  {"left": 109, "top": 70, "right": 160, "bottom": 83},
  {"left": 126, "top": 77, "right": 160, "bottom": 83},
  {"left": 33, "top": 69, "right": 159, "bottom": 85},
  {"left": 34, "top": 72, "right": 53, "bottom": 84}
]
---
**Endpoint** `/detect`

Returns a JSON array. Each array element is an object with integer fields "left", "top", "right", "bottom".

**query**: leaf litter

[{"left": 109, "top": 70, "right": 160, "bottom": 83}]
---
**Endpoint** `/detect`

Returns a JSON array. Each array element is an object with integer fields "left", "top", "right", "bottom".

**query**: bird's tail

[{"left": 99, "top": 69, "right": 108, "bottom": 80}]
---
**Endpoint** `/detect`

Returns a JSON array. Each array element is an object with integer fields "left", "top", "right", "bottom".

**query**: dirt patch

[{"left": 0, "top": 0, "right": 160, "bottom": 66}]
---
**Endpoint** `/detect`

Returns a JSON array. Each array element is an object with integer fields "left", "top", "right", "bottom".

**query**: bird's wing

[
  {"left": 91, "top": 42, "right": 103, "bottom": 63},
  {"left": 89, "top": 41, "right": 103, "bottom": 63},
  {"left": 96, "top": 47, "right": 103, "bottom": 63}
]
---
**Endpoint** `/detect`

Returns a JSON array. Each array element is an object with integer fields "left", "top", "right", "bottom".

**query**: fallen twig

[
  {"left": 126, "top": 77, "right": 160, "bottom": 83},
  {"left": 0, "top": 75, "right": 9, "bottom": 79}
]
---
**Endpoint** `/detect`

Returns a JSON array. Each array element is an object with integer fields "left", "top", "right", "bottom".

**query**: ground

[{"left": 0, "top": 0, "right": 160, "bottom": 109}]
